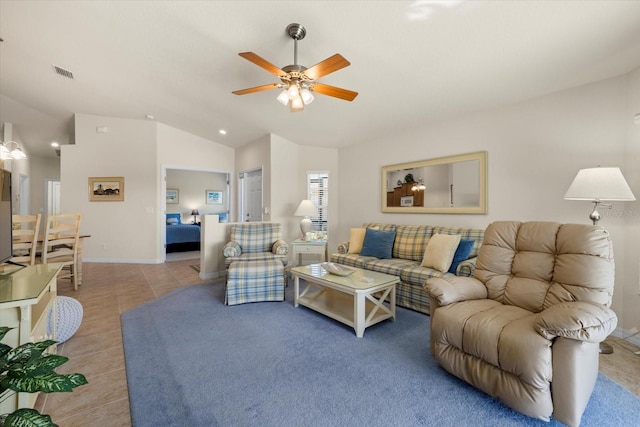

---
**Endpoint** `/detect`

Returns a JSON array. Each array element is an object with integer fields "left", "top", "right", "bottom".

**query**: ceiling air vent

[{"left": 52, "top": 65, "right": 74, "bottom": 79}]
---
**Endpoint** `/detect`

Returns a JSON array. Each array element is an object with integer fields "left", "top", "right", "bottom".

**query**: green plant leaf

[
  {"left": 1, "top": 327, "right": 85, "bottom": 426},
  {"left": 5, "top": 341, "right": 56, "bottom": 365},
  {"left": 16, "top": 355, "right": 69, "bottom": 379},
  {"left": 3, "top": 407, "right": 57, "bottom": 427},
  {"left": 2, "top": 373, "right": 74, "bottom": 394},
  {"left": 66, "top": 373, "right": 88, "bottom": 387}
]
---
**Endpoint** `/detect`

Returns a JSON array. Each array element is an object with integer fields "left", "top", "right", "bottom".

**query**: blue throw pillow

[
  {"left": 448, "top": 239, "right": 475, "bottom": 274},
  {"left": 359, "top": 228, "right": 396, "bottom": 259},
  {"left": 166, "top": 213, "right": 181, "bottom": 224}
]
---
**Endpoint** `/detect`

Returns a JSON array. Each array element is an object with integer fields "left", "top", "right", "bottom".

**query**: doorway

[
  {"left": 239, "top": 168, "right": 263, "bottom": 222},
  {"left": 18, "top": 174, "right": 29, "bottom": 214},
  {"left": 46, "top": 179, "right": 61, "bottom": 216},
  {"left": 163, "top": 167, "right": 231, "bottom": 262}
]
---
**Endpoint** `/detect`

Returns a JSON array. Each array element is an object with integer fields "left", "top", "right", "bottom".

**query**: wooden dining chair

[
  {"left": 42, "top": 213, "right": 82, "bottom": 290},
  {"left": 11, "top": 214, "right": 42, "bottom": 265}
]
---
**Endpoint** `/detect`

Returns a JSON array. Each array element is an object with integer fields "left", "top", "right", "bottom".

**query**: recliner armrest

[
  {"left": 272, "top": 239, "right": 288, "bottom": 255},
  {"left": 223, "top": 241, "right": 241, "bottom": 257},
  {"left": 535, "top": 302, "right": 618, "bottom": 343},
  {"left": 424, "top": 276, "right": 488, "bottom": 306}
]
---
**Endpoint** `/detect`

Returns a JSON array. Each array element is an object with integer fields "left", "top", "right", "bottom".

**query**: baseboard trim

[
  {"left": 83, "top": 258, "right": 163, "bottom": 264},
  {"left": 612, "top": 327, "right": 640, "bottom": 347},
  {"left": 199, "top": 271, "right": 224, "bottom": 280}
]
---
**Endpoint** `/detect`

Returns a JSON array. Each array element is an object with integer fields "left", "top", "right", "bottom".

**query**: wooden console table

[{"left": 0, "top": 263, "right": 62, "bottom": 413}]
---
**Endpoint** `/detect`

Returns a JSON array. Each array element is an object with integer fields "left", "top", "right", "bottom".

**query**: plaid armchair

[{"left": 223, "top": 223, "right": 289, "bottom": 267}]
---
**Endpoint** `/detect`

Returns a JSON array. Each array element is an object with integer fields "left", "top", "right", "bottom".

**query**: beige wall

[
  {"left": 62, "top": 114, "right": 235, "bottom": 263},
  {"left": 236, "top": 134, "right": 339, "bottom": 264},
  {"left": 62, "top": 114, "right": 158, "bottom": 263},
  {"left": 337, "top": 72, "right": 638, "bottom": 334},
  {"left": 623, "top": 66, "right": 640, "bottom": 332},
  {"left": 235, "top": 134, "right": 271, "bottom": 222}
]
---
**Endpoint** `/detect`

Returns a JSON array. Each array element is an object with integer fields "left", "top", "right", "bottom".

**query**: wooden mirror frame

[{"left": 381, "top": 151, "right": 488, "bottom": 214}]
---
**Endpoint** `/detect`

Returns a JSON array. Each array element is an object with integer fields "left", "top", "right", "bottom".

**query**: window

[{"left": 307, "top": 172, "right": 328, "bottom": 232}]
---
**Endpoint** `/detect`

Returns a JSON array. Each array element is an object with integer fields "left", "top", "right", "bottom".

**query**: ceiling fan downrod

[{"left": 286, "top": 23, "right": 306, "bottom": 66}]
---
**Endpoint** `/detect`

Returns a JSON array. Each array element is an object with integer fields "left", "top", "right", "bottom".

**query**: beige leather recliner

[{"left": 424, "top": 221, "right": 617, "bottom": 427}]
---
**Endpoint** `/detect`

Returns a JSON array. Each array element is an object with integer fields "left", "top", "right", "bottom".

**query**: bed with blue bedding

[{"left": 166, "top": 213, "right": 201, "bottom": 253}]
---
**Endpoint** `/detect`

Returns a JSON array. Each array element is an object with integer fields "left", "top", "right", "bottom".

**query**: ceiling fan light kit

[{"left": 233, "top": 23, "right": 358, "bottom": 112}]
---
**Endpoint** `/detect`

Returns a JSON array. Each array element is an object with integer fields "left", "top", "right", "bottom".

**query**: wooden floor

[{"left": 35, "top": 260, "right": 640, "bottom": 426}]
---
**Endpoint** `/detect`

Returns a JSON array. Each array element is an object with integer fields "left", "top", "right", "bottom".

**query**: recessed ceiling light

[
  {"left": 51, "top": 142, "right": 59, "bottom": 148},
  {"left": 219, "top": 129, "right": 227, "bottom": 135},
  {"left": 145, "top": 114, "right": 155, "bottom": 120}
]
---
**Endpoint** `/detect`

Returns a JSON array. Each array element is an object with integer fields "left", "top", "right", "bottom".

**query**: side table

[
  {"left": 291, "top": 239, "right": 327, "bottom": 266},
  {"left": 0, "top": 263, "right": 62, "bottom": 413}
]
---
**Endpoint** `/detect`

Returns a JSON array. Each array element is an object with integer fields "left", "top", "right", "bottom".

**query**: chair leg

[{"left": 71, "top": 263, "right": 78, "bottom": 291}]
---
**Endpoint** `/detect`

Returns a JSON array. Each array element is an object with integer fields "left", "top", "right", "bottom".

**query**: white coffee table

[{"left": 291, "top": 264, "right": 399, "bottom": 337}]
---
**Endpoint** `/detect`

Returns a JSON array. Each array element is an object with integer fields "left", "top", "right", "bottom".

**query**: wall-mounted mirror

[{"left": 381, "top": 151, "right": 487, "bottom": 214}]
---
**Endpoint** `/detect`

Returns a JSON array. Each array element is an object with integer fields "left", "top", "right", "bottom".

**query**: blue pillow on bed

[
  {"left": 447, "top": 239, "right": 475, "bottom": 274},
  {"left": 359, "top": 228, "right": 396, "bottom": 259},
  {"left": 166, "top": 213, "right": 181, "bottom": 225}
]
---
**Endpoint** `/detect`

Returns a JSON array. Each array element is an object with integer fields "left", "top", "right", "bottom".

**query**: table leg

[
  {"left": 294, "top": 276, "right": 300, "bottom": 307},
  {"left": 391, "top": 285, "right": 396, "bottom": 321},
  {"left": 355, "top": 291, "right": 365, "bottom": 338},
  {"left": 76, "top": 239, "right": 83, "bottom": 286}
]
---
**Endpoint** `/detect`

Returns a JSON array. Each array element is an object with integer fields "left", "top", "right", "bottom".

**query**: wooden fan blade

[
  {"left": 304, "top": 54, "right": 351, "bottom": 80},
  {"left": 232, "top": 83, "right": 279, "bottom": 95},
  {"left": 312, "top": 83, "right": 358, "bottom": 101},
  {"left": 238, "top": 52, "right": 286, "bottom": 76}
]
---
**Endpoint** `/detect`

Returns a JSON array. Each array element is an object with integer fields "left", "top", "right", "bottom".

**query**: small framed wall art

[
  {"left": 166, "top": 189, "right": 179, "bottom": 204},
  {"left": 88, "top": 177, "right": 124, "bottom": 202},
  {"left": 206, "top": 190, "right": 223, "bottom": 205}
]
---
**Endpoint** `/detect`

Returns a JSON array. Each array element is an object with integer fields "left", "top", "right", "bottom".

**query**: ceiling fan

[{"left": 232, "top": 23, "right": 358, "bottom": 112}]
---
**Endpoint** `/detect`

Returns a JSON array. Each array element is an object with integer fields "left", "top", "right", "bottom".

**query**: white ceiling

[{"left": 1, "top": 1, "right": 640, "bottom": 159}]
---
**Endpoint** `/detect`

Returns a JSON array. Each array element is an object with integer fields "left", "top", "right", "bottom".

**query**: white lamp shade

[
  {"left": 294, "top": 200, "right": 318, "bottom": 238},
  {"left": 294, "top": 199, "right": 319, "bottom": 217},
  {"left": 277, "top": 90, "right": 289, "bottom": 105},
  {"left": 564, "top": 167, "right": 636, "bottom": 201}
]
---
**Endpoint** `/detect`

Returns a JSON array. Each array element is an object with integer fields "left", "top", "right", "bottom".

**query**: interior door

[
  {"left": 240, "top": 168, "right": 263, "bottom": 222},
  {"left": 46, "top": 179, "right": 61, "bottom": 216}
]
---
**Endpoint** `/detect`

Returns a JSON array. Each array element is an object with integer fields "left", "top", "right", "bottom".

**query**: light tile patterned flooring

[{"left": 34, "top": 260, "right": 640, "bottom": 426}]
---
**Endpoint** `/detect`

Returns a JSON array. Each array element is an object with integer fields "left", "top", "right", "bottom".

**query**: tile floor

[{"left": 34, "top": 260, "right": 640, "bottom": 426}]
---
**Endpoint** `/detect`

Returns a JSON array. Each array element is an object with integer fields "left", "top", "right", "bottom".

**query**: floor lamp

[{"left": 564, "top": 166, "right": 636, "bottom": 354}]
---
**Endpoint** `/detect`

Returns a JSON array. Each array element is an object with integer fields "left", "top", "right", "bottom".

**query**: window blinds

[{"left": 307, "top": 172, "right": 328, "bottom": 232}]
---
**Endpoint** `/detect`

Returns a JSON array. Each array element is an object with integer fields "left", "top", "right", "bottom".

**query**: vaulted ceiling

[{"left": 1, "top": 1, "right": 640, "bottom": 158}]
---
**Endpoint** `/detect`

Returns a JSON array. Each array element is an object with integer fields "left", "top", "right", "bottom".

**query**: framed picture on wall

[
  {"left": 166, "top": 189, "right": 179, "bottom": 204},
  {"left": 206, "top": 190, "right": 223, "bottom": 204},
  {"left": 88, "top": 177, "right": 124, "bottom": 202}
]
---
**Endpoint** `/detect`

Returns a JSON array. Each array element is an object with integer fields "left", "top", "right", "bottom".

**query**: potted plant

[{"left": 0, "top": 326, "right": 87, "bottom": 427}]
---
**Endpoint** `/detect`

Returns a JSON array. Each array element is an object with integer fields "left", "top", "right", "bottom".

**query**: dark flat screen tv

[{"left": 0, "top": 169, "right": 13, "bottom": 264}]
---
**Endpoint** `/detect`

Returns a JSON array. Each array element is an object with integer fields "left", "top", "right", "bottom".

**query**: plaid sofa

[
  {"left": 223, "top": 223, "right": 289, "bottom": 268},
  {"left": 331, "top": 223, "right": 485, "bottom": 314}
]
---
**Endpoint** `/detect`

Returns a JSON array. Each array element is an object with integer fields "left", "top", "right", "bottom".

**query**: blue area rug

[{"left": 122, "top": 281, "right": 640, "bottom": 426}]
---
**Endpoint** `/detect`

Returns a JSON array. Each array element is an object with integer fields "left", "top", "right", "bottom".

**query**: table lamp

[
  {"left": 294, "top": 199, "right": 318, "bottom": 237},
  {"left": 191, "top": 209, "right": 200, "bottom": 224}
]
